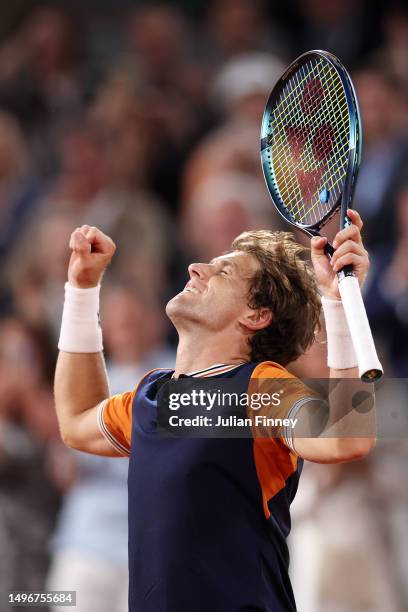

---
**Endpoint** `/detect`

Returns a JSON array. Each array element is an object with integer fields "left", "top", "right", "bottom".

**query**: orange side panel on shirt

[{"left": 250, "top": 361, "right": 301, "bottom": 519}]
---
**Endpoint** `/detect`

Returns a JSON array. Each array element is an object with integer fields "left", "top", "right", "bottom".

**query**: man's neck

[{"left": 174, "top": 330, "right": 249, "bottom": 377}]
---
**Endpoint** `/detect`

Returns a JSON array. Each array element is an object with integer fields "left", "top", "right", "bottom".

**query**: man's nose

[{"left": 188, "top": 262, "right": 212, "bottom": 280}]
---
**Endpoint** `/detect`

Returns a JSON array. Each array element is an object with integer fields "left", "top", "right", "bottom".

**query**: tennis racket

[{"left": 260, "top": 49, "right": 383, "bottom": 382}]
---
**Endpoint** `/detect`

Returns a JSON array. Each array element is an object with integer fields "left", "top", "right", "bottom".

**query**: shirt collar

[{"left": 173, "top": 363, "right": 247, "bottom": 378}]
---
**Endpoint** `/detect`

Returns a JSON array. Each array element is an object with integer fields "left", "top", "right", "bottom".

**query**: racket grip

[{"left": 337, "top": 274, "right": 383, "bottom": 382}]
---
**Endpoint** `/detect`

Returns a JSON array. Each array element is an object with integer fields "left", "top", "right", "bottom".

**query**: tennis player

[{"left": 55, "top": 210, "right": 375, "bottom": 612}]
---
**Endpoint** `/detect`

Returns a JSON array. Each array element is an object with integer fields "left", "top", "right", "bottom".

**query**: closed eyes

[{"left": 209, "top": 258, "right": 235, "bottom": 276}]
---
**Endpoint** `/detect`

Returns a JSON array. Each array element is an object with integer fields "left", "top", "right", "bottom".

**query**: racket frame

[
  {"left": 260, "top": 49, "right": 362, "bottom": 238},
  {"left": 260, "top": 50, "right": 383, "bottom": 382}
]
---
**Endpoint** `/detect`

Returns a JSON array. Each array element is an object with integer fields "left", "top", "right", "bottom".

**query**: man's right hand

[
  {"left": 68, "top": 225, "right": 116, "bottom": 288},
  {"left": 55, "top": 225, "right": 120, "bottom": 457}
]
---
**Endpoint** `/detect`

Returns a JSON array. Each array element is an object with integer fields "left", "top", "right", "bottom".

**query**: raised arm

[
  {"left": 291, "top": 210, "right": 376, "bottom": 463},
  {"left": 54, "top": 225, "right": 122, "bottom": 456}
]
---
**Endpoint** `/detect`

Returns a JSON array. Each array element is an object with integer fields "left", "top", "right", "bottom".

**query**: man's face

[{"left": 166, "top": 251, "right": 260, "bottom": 332}]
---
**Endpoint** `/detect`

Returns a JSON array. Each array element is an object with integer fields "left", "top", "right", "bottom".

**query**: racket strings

[
  {"left": 274, "top": 64, "right": 348, "bottom": 219},
  {"left": 273, "top": 63, "right": 348, "bottom": 223},
  {"left": 267, "top": 58, "right": 350, "bottom": 225},
  {"left": 296, "top": 68, "right": 349, "bottom": 221}
]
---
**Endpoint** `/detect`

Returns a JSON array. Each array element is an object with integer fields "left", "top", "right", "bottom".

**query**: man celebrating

[{"left": 55, "top": 210, "right": 375, "bottom": 611}]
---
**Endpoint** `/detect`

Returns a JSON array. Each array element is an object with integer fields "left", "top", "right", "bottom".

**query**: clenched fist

[{"left": 68, "top": 225, "right": 116, "bottom": 288}]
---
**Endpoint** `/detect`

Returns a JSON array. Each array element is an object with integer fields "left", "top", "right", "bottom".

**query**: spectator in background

[
  {"left": 182, "top": 172, "right": 274, "bottom": 263},
  {"left": 101, "top": 282, "right": 175, "bottom": 383},
  {"left": 127, "top": 3, "right": 198, "bottom": 99},
  {"left": 0, "top": 5, "right": 85, "bottom": 175},
  {"left": 204, "top": 0, "right": 289, "bottom": 62},
  {"left": 47, "top": 284, "right": 174, "bottom": 612},
  {"left": 295, "top": 0, "right": 380, "bottom": 68},
  {"left": 0, "top": 111, "right": 43, "bottom": 309},
  {"left": 182, "top": 52, "right": 283, "bottom": 203},
  {"left": 7, "top": 209, "right": 77, "bottom": 335},
  {"left": 47, "top": 127, "right": 108, "bottom": 208},
  {"left": 125, "top": 3, "right": 209, "bottom": 208},
  {"left": 182, "top": 121, "right": 263, "bottom": 203},
  {"left": 0, "top": 317, "right": 67, "bottom": 607},
  {"left": 352, "top": 68, "right": 408, "bottom": 250},
  {"left": 364, "top": 184, "right": 408, "bottom": 376},
  {"left": 374, "top": 4, "right": 408, "bottom": 103},
  {"left": 87, "top": 74, "right": 156, "bottom": 194},
  {"left": 290, "top": 456, "right": 400, "bottom": 612},
  {"left": 210, "top": 52, "right": 284, "bottom": 125}
]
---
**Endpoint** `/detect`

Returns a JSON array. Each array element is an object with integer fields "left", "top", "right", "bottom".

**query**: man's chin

[
  {"left": 165, "top": 291, "right": 185, "bottom": 318},
  {"left": 166, "top": 292, "right": 198, "bottom": 324}
]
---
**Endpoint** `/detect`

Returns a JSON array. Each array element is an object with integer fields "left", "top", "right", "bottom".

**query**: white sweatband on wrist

[
  {"left": 322, "top": 296, "right": 357, "bottom": 370},
  {"left": 58, "top": 282, "right": 103, "bottom": 353}
]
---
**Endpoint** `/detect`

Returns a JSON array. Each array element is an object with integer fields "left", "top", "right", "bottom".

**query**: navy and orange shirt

[{"left": 97, "top": 361, "right": 315, "bottom": 612}]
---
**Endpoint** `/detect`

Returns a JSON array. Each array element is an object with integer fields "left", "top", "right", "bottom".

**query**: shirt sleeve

[
  {"left": 249, "top": 360, "right": 324, "bottom": 453},
  {"left": 97, "top": 390, "right": 136, "bottom": 456}
]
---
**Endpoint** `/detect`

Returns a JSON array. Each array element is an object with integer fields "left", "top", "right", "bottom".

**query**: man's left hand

[{"left": 310, "top": 209, "right": 369, "bottom": 300}]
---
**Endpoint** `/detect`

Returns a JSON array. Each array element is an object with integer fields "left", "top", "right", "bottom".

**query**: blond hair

[{"left": 232, "top": 230, "right": 321, "bottom": 365}]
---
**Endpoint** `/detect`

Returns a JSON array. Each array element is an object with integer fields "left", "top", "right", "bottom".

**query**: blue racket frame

[{"left": 260, "top": 50, "right": 362, "bottom": 239}]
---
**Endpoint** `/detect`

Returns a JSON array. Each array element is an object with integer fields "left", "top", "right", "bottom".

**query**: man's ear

[{"left": 239, "top": 307, "right": 272, "bottom": 332}]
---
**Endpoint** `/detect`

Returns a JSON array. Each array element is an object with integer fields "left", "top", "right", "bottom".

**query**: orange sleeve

[
  {"left": 97, "top": 390, "right": 136, "bottom": 456},
  {"left": 249, "top": 360, "right": 322, "bottom": 432},
  {"left": 249, "top": 360, "right": 316, "bottom": 416}
]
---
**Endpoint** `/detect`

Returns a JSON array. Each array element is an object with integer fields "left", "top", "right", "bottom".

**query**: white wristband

[
  {"left": 58, "top": 282, "right": 103, "bottom": 353},
  {"left": 322, "top": 297, "right": 357, "bottom": 370}
]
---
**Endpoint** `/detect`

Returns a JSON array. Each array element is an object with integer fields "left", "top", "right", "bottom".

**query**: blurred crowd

[{"left": 0, "top": 1, "right": 407, "bottom": 611}]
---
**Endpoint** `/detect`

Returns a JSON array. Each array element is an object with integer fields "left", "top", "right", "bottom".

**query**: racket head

[{"left": 260, "top": 50, "right": 362, "bottom": 236}]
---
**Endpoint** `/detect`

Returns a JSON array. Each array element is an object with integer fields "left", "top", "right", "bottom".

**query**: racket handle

[
  {"left": 324, "top": 243, "right": 354, "bottom": 277},
  {"left": 337, "top": 274, "right": 383, "bottom": 382}
]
